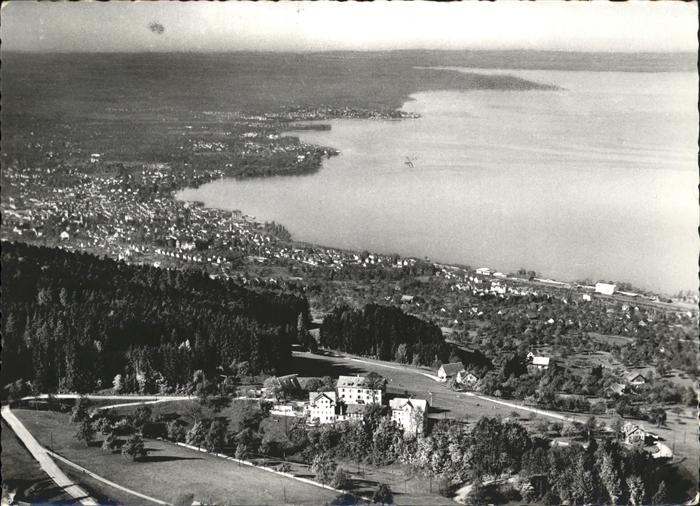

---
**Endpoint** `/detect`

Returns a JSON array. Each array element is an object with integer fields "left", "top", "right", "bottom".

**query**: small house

[
  {"left": 308, "top": 391, "right": 337, "bottom": 425},
  {"left": 527, "top": 352, "right": 550, "bottom": 371},
  {"left": 437, "top": 362, "right": 464, "bottom": 381},
  {"left": 621, "top": 422, "right": 658, "bottom": 446},
  {"left": 390, "top": 397, "right": 428, "bottom": 436},
  {"left": 455, "top": 370, "right": 480, "bottom": 390},
  {"left": 626, "top": 373, "right": 647, "bottom": 386},
  {"left": 606, "top": 382, "right": 627, "bottom": 397}
]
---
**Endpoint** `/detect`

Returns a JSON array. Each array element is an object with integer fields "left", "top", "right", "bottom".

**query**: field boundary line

[
  {"left": 172, "top": 441, "right": 371, "bottom": 502},
  {"left": 47, "top": 449, "right": 170, "bottom": 506}
]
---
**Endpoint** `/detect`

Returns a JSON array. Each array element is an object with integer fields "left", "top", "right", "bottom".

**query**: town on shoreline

[{"left": 2, "top": 49, "right": 698, "bottom": 506}]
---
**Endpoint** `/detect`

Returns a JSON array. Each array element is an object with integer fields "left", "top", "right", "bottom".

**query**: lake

[{"left": 178, "top": 68, "right": 698, "bottom": 294}]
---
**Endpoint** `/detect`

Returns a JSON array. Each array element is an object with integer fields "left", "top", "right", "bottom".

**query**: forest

[
  {"left": 1, "top": 241, "right": 310, "bottom": 395},
  {"left": 319, "top": 303, "right": 449, "bottom": 366}
]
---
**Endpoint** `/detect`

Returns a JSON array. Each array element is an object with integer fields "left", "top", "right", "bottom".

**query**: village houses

[
  {"left": 337, "top": 375, "right": 383, "bottom": 405},
  {"left": 527, "top": 351, "right": 551, "bottom": 371},
  {"left": 308, "top": 391, "right": 337, "bottom": 425},
  {"left": 437, "top": 362, "right": 464, "bottom": 382},
  {"left": 389, "top": 397, "right": 428, "bottom": 436},
  {"left": 455, "top": 369, "right": 480, "bottom": 390}
]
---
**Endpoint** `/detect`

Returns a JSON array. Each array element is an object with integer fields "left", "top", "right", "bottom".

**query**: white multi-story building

[
  {"left": 308, "top": 391, "right": 337, "bottom": 425},
  {"left": 389, "top": 397, "right": 428, "bottom": 436},
  {"left": 595, "top": 282, "right": 617, "bottom": 296},
  {"left": 337, "top": 375, "right": 383, "bottom": 405}
]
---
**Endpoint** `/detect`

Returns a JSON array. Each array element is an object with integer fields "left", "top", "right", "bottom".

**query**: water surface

[{"left": 178, "top": 68, "right": 698, "bottom": 294}]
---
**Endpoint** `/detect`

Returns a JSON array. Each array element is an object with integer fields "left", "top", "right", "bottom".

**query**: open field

[
  {"left": 0, "top": 420, "right": 77, "bottom": 504},
  {"left": 335, "top": 460, "right": 454, "bottom": 506},
  {"left": 13, "top": 409, "right": 339, "bottom": 506}
]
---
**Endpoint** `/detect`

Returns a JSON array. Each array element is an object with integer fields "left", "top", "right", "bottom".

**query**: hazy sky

[{"left": 1, "top": 1, "right": 697, "bottom": 53}]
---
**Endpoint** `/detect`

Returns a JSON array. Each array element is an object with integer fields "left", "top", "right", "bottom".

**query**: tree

[
  {"left": 205, "top": 419, "right": 227, "bottom": 453},
  {"left": 70, "top": 396, "right": 92, "bottom": 423},
  {"left": 75, "top": 418, "right": 95, "bottom": 447},
  {"left": 395, "top": 343, "right": 408, "bottom": 364},
  {"left": 186, "top": 420, "right": 208, "bottom": 447},
  {"left": 647, "top": 407, "right": 666, "bottom": 427},
  {"left": 571, "top": 453, "right": 599, "bottom": 505},
  {"left": 311, "top": 454, "right": 337, "bottom": 485},
  {"left": 652, "top": 481, "right": 668, "bottom": 505},
  {"left": 372, "top": 417, "right": 402, "bottom": 464},
  {"left": 464, "top": 479, "right": 487, "bottom": 506},
  {"left": 655, "top": 360, "right": 669, "bottom": 378},
  {"left": 94, "top": 415, "right": 113, "bottom": 435},
  {"left": 133, "top": 405, "right": 153, "bottom": 430},
  {"left": 121, "top": 434, "right": 147, "bottom": 461},
  {"left": 263, "top": 376, "right": 284, "bottom": 400},
  {"left": 598, "top": 451, "right": 622, "bottom": 505},
  {"left": 372, "top": 483, "right": 393, "bottom": 505},
  {"left": 626, "top": 475, "right": 645, "bottom": 506},
  {"left": 331, "top": 467, "right": 350, "bottom": 490},
  {"left": 173, "top": 493, "right": 195, "bottom": 506},
  {"left": 112, "top": 374, "right": 124, "bottom": 393},
  {"left": 167, "top": 420, "right": 187, "bottom": 442},
  {"left": 102, "top": 431, "right": 119, "bottom": 452},
  {"left": 584, "top": 415, "right": 597, "bottom": 440}
]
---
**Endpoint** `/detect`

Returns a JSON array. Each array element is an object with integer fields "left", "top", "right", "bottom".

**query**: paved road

[
  {"left": 19, "top": 394, "right": 196, "bottom": 413},
  {"left": 1, "top": 405, "right": 99, "bottom": 506},
  {"left": 20, "top": 394, "right": 194, "bottom": 402}
]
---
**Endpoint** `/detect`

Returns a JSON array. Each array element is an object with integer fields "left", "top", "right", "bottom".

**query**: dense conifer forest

[
  {"left": 1, "top": 241, "right": 310, "bottom": 394},
  {"left": 320, "top": 303, "right": 448, "bottom": 365}
]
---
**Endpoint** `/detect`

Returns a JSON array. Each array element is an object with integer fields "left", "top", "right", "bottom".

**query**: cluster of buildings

[
  {"left": 2, "top": 149, "right": 420, "bottom": 284},
  {"left": 605, "top": 372, "right": 649, "bottom": 398},
  {"left": 270, "top": 374, "right": 429, "bottom": 436}
]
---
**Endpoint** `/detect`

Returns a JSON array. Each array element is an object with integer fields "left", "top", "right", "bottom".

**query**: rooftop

[
  {"left": 389, "top": 397, "right": 428, "bottom": 411},
  {"left": 337, "top": 375, "right": 370, "bottom": 388},
  {"left": 309, "top": 391, "right": 336, "bottom": 404}
]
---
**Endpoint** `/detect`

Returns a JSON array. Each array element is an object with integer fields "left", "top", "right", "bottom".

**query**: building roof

[
  {"left": 531, "top": 356, "right": 550, "bottom": 366},
  {"left": 439, "top": 362, "right": 464, "bottom": 375},
  {"left": 607, "top": 383, "right": 626, "bottom": 395},
  {"left": 389, "top": 397, "right": 428, "bottom": 411},
  {"left": 275, "top": 374, "right": 301, "bottom": 389},
  {"left": 309, "top": 391, "right": 336, "bottom": 405},
  {"left": 626, "top": 372, "right": 646, "bottom": 382},
  {"left": 337, "top": 375, "right": 370, "bottom": 388},
  {"left": 457, "top": 370, "right": 480, "bottom": 381}
]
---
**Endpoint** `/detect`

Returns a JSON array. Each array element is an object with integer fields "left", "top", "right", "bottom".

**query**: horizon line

[{"left": 2, "top": 48, "right": 697, "bottom": 56}]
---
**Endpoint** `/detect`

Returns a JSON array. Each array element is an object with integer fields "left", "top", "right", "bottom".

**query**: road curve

[{"left": 1, "top": 405, "right": 99, "bottom": 506}]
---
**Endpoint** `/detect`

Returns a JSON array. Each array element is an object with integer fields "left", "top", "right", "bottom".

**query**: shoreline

[{"left": 174, "top": 117, "right": 691, "bottom": 300}]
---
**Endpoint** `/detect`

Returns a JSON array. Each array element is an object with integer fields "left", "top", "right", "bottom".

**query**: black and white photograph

[{"left": 1, "top": 2, "right": 698, "bottom": 505}]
